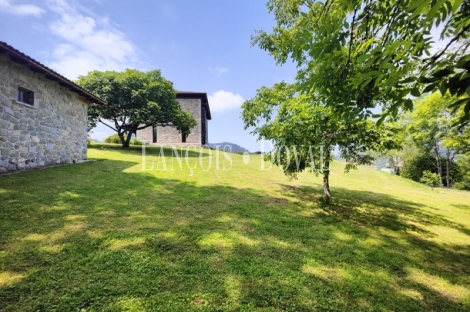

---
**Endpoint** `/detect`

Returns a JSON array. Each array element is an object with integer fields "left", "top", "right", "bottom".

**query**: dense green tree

[
  {"left": 77, "top": 69, "right": 196, "bottom": 147},
  {"left": 253, "top": 0, "right": 470, "bottom": 124},
  {"left": 420, "top": 171, "right": 441, "bottom": 189},
  {"left": 406, "top": 93, "right": 468, "bottom": 187},
  {"left": 241, "top": 83, "right": 399, "bottom": 203}
]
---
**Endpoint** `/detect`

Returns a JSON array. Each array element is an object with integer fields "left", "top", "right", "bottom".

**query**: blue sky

[{"left": 0, "top": 0, "right": 297, "bottom": 152}]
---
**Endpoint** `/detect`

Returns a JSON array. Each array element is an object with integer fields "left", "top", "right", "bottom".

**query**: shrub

[
  {"left": 420, "top": 171, "right": 440, "bottom": 188},
  {"left": 104, "top": 133, "right": 126, "bottom": 144},
  {"left": 400, "top": 154, "right": 435, "bottom": 182},
  {"left": 130, "top": 138, "right": 144, "bottom": 145},
  {"left": 453, "top": 155, "right": 470, "bottom": 190},
  {"left": 104, "top": 134, "right": 146, "bottom": 146}
]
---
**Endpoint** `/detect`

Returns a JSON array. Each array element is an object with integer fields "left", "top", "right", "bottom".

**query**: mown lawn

[{"left": 1, "top": 144, "right": 470, "bottom": 311}]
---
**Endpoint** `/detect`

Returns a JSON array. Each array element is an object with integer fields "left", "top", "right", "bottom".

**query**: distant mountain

[{"left": 208, "top": 142, "right": 250, "bottom": 153}]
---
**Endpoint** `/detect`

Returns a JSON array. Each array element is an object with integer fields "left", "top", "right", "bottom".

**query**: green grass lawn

[{"left": 1, "top": 144, "right": 470, "bottom": 311}]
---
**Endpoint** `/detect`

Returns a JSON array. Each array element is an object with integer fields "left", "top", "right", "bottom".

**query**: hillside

[
  {"left": 0, "top": 144, "right": 469, "bottom": 311},
  {"left": 208, "top": 142, "right": 250, "bottom": 153}
]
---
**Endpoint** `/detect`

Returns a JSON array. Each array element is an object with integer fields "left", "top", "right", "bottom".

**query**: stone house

[
  {"left": 0, "top": 41, "right": 106, "bottom": 173},
  {"left": 136, "top": 91, "right": 211, "bottom": 146}
]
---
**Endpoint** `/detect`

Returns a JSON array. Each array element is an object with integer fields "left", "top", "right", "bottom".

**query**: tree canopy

[
  {"left": 404, "top": 92, "right": 469, "bottom": 187},
  {"left": 253, "top": 0, "right": 470, "bottom": 124},
  {"left": 242, "top": 82, "right": 399, "bottom": 202},
  {"left": 78, "top": 69, "right": 197, "bottom": 147}
]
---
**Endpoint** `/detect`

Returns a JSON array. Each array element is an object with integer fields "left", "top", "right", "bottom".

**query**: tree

[
  {"left": 241, "top": 82, "right": 399, "bottom": 203},
  {"left": 420, "top": 171, "right": 441, "bottom": 189},
  {"left": 77, "top": 69, "right": 197, "bottom": 147},
  {"left": 406, "top": 92, "right": 467, "bottom": 187},
  {"left": 253, "top": 0, "right": 470, "bottom": 125}
]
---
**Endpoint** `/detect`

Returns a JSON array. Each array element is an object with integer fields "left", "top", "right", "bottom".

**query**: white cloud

[
  {"left": 44, "top": 0, "right": 139, "bottom": 80},
  {"left": 215, "top": 66, "right": 229, "bottom": 76},
  {"left": 208, "top": 90, "right": 244, "bottom": 112},
  {"left": 0, "top": 0, "right": 44, "bottom": 16},
  {"left": 208, "top": 66, "right": 230, "bottom": 76}
]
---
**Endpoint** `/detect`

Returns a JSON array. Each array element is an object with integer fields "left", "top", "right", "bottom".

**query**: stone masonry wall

[
  {"left": 137, "top": 98, "right": 203, "bottom": 146},
  {"left": 0, "top": 55, "right": 89, "bottom": 172}
]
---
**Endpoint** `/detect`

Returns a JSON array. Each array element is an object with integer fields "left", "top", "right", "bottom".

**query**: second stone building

[{"left": 136, "top": 91, "right": 211, "bottom": 146}]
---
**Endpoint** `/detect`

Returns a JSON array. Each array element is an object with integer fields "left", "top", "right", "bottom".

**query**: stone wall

[
  {"left": 0, "top": 55, "right": 89, "bottom": 172},
  {"left": 137, "top": 98, "right": 204, "bottom": 146}
]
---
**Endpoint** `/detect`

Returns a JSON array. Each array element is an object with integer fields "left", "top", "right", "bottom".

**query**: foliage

[
  {"left": 400, "top": 153, "right": 436, "bottom": 182},
  {"left": 130, "top": 137, "right": 145, "bottom": 146},
  {"left": 420, "top": 170, "right": 441, "bottom": 188},
  {"left": 104, "top": 133, "right": 126, "bottom": 144},
  {"left": 77, "top": 69, "right": 196, "bottom": 147},
  {"left": 104, "top": 134, "right": 144, "bottom": 145},
  {"left": 241, "top": 82, "right": 400, "bottom": 202},
  {"left": 1, "top": 145, "right": 470, "bottom": 310},
  {"left": 403, "top": 92, "right": 469, "bottom": 187},
  {"left": 253, "top": 0, "right": 470, "bottom": 124},
  {"left": 454, "top": 154, "right": 470, "bottom": 190}
]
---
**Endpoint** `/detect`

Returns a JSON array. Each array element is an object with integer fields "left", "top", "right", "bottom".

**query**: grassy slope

[{"left": 0, "top": 144, "right": 469, "bottom": 311}]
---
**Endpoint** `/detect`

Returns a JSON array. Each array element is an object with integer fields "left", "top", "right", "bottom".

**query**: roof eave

[
  {"left": 0, "top": 41, "right": 107, "bottom": 105},
  {"left": 176, "top": 91, "right": 212, "bottom": 120}
]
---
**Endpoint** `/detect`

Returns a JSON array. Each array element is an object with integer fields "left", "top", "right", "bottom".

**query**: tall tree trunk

[
  {"left": 323, "top": 161, "right": 331, "bottom": 204},
  {"left": 118, "top": 132, "right": 129, "bottom": 148},
  {"left": 122, "top": 132, "right": 133, "bottom": 148},
  {"left": 446, "top": 148, "right": 451, "bottom": 188},
  {"left": 433, "top": 139, "right": 443, "bottom": 187}
]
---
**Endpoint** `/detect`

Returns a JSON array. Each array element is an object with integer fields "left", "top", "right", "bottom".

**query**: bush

[
  {"left": 104, "top": 133, "right": 126, "bottom": 144},
  {"left": 130, "top": 138, "right": 144, "bottom": 145},
  {"left": 453, "top": 155, "right": 470, "bottom": 190},
  {"left": 400, "top": 154, "right": 435, "bottom": 182},
  {"left": 400, "top": 154, "right": 458, "bottom": 187},
  {"left": 104, "top": 134, "right": 145, "bottom": 146},
  {"left": 420, "top": 171, "right": 440, "bottom": 188}
]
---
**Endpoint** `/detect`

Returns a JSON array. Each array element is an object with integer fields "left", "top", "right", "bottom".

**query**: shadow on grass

[{"left": 0, "top": 159, "right": 469, "bottom": 311}]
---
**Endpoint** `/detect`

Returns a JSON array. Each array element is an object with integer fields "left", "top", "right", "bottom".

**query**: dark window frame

[{"left": 17, "top": 87, "right": 34, "bottom": 105}]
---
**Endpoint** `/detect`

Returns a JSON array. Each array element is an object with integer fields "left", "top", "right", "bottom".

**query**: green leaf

[
  {"left": 410, "top": 1, "right": 430, "bottom": 19},
  {"left": 357, "top": 54, "right": 369, "bottom": 64},
  {"left": 432, "top": 68, "right": 454, "bottom": 78},
  {"left": 411, "top": 88, "right": 421, "bottom": 97},
  {"left": 404, "top": 99, "right": 414, "bottom": 110},
  {"left": 400, "top": 77, "right": 416, "bottom": 84},
  {"left": 452, "top": 0, "right": 465, "bottom": 13},
  {"left": 439, "top": 82, "right": 448, "bottom": 95},
  {"left": 360, "top": 71, "right": 382, "bottom": 78}
]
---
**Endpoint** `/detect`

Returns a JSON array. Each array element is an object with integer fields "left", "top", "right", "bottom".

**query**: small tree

[
  {"left": 78, "top": 69, "right": 197, "bottom": 148},
  {"left": 241, "top": 83, "right": 400, "bottom": 203},
  {"left": 420, "top": 171, "right": 441, "bottom": 189}
]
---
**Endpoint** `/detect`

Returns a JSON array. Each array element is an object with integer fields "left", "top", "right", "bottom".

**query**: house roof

[
  {"left": 0, "top": 41, "right": 106, "bottom": 105},
  {"left": 176, "top": 91, "right": 212, "bottom": 120}
]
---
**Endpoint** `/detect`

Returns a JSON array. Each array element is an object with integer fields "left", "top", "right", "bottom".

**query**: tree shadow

[{"left": 0, "top": 159, "right": 469, "bottom": 311}]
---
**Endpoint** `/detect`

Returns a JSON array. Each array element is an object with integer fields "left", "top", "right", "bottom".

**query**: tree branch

[
  {"left": 99, "top": 119, "right": 117, "bottom": 132},
  {"left": 347, "top": 7, "right": 358, "bottom": 65},
  {"left": 427, "top": 23, "right": 470, "bottom": 65},
  {"left": 382, "top": 5, "right": 399, "bottom": 48}
]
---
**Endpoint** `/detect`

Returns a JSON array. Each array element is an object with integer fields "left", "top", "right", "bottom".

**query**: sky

[{"left": 0, "top": 0, "right": 298, "bottom": 152}]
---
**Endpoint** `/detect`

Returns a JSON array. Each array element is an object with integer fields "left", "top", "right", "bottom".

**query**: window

[
  {"left": 17, "top": 87, "right": 34, "bottom": 105},
  {"left": 152, "top": 126, "right": 157, "bottom": 143},
  {"left": 182, "top": 133, "right": 187, "bottom": 143}
]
